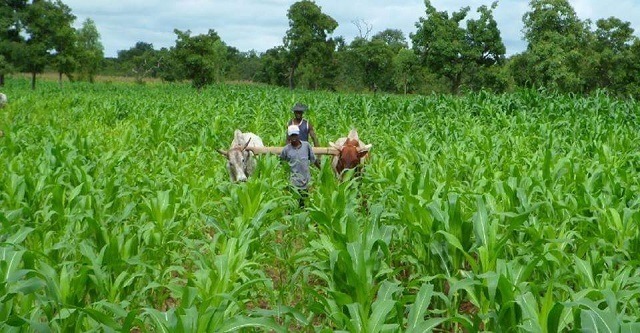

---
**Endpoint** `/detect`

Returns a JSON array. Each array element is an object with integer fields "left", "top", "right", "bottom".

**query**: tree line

[{"left": 2, "top": 0, "right": 640, "bottom": 97}]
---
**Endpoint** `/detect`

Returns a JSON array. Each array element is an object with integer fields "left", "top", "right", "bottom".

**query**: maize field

[{"left": 1, "top": 79, "right": 640, "bottom": 332}]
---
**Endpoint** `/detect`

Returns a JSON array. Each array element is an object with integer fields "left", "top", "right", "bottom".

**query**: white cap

[{"left": 287, "top": 125, "right": 300, "bottom": 136}]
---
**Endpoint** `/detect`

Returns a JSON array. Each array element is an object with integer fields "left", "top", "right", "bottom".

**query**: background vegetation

[{"left": 2, "top": 0, "right": 640, "bottom": 96}]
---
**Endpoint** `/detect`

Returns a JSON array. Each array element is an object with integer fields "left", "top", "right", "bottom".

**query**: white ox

[
  {"left": 217, "top": 130, "right": 264, "bottom": 182},
  {"left": 329, "top": 129, "right": 372, "bottom": 177}
]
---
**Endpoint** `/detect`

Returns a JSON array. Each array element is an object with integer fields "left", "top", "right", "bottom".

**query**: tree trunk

[
  {"left": 450, "top": 73, "right": 462, "bottom": 95},
  {"left": 0, "top": 74, "right": 4, "bottom": 87},
  {"left": 59, "top": 72, "right": 63, "bottom": 88},
  {"left": 404, "top": 75, "right": 408, "bottom": 95},
  {"left": 288, "top": 65, "right": 296, "bottom": 90},
  {"left": 31, "top": 72, "right": 37, "bottom": 90},
  {"left": 288, "top": 60, "right": 299, "bottom": 90}
]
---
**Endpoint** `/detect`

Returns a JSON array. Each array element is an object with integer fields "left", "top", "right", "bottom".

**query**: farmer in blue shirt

[{"left": 280, "top": 125, "right": 319, "bottom": 208}]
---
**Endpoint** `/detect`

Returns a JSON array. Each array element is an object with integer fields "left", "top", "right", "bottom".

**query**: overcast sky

[{"left": 62, "top": 0, "right": 640, "bottom": 58}]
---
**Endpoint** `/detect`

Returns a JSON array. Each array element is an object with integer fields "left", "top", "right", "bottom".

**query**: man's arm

[
  {"left": 308, "top": 123, "right": 320, "bottom": 147},
  {"left": 308, "top": 143, "right": 320, "bottom": 169}
]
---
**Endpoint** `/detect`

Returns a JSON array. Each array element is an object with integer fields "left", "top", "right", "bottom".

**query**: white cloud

[{"left": 62, "top": 0, "right": 640, "bottom": 57}]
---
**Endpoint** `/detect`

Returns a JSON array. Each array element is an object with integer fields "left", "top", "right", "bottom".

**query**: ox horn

[
  {"left": 329, "top": 141, "right": 343, "bottom": 152},
  {"left": 216, "top": 149, "right": 228, "bottom": 156},
  {"left": 241, "top": 137, "right": 252, "bottom": 151},
  {"left": 357, "top": 143, "right": 372, "bottom": 152}
]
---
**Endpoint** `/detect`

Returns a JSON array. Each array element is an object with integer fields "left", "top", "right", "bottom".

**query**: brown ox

[{"left": 329, "top": 129, "right": 372, "bottom": 178}]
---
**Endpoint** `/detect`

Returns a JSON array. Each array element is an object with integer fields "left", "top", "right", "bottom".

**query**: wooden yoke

[{"left": 248, "top": 146, "right": 339, "bottom": 156}]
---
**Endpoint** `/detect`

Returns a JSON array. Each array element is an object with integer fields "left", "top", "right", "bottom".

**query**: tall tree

[
  {"left": 412, "top": 2, "right": 469, "bottom": 94},
  {"left": 393, "top": 48, "right": 420, "bottom": 94},
  {"left": 283, "top": 0, "right": 337, "bottom": 89},
  {"left": 17, "top": 0, "right": 76, "bottom": 89},
  {"left": 518, "top": 0, "right": 591, "bottom": 92},
  {"left": 257, "top": 46, "right": 289, "bottom": 86},
  {"left": 465, "top": 3, "right": 506, "bottom": 91},
  {"left": 589, "top": 17, "right": 638, "bottom": 94},
  {"left": 412, "top": 1, "right": 505, "bottom": 94},
  {"left": 50, "top": 9, "right": 78, "bottom": 86},
  {"left": 349, "top": 37, "right": 395, "bottom": 91},
  {"left": 630, "top": 40, "right": 640, "bottom": 97},
  {"left": 0, "top": 0, "right": 27, "bottom": 86},
  {"left": 76, "top": 18, "right": 104, "bottom": 83},
  {"left": 171, "top": 29, "right": 227, "bottom": 89}
]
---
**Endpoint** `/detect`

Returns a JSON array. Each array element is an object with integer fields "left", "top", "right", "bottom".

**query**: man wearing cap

[
  {"left": 280, "top": 124, "right": 318, "bottom": 208},
  {"left": 286, "top": 102, "right": 319, "bottom": 147}
]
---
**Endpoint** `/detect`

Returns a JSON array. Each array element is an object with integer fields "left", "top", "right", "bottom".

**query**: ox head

[
  {"left": 329, "top": 137, "right": 372, "bottom": 175},
  {"left": 217, "top": 137, "right": 252, "bottom": 182}
]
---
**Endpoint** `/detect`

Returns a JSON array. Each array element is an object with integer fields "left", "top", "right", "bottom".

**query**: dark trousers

[{"left": 290, "top": 186, "right": 308, "bottom": 208}]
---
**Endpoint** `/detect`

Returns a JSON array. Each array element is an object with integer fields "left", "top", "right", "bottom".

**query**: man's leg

[{"left": 297, "top": 187, "right": 308, "bottom": 208}]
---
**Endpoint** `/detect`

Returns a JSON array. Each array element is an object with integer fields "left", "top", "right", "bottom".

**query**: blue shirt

[{"left": 280, "top": 141, "right": 316, "bottom": 189}]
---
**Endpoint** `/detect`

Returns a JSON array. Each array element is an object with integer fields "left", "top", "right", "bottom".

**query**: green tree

[
  {"left": 257, "top": 46, "right": 289, "bottom": 86},
  {"left": 465, "top": 3, "right": 507, "bottom": 91},
  {"left": 16, "top": 0, "right": 76, "bottom": 89},
  {"left": 0, "top": 55, "right": 12, "bottom": 87},
  {"left": 393, "top": 48, "right": 420, "bottom": 94},
  {"left": 284, "top": 0, "right": 338, "bottom": 89},
  {"left": 225, "top": 47, "right": 262, "bottom": 82},
  {"left": 0, "top": 0, "right": 27, "bottom": 86},
  {"left": 629, "top": 40, "right": 640, "bottom": 97},
  {"left": 411, "top": 1, "right": 505, "bottom": 94},
  {"left": 76, "top": 18, "right": 104, "bottom": 83},
  {"left": 118, "top": 42, "right": 162, "bottom": 83},
  {"left": 172, "top": 29, "right": 227, "bottom": 89},
  {"left": 51, "top": 13, "right": 78, "bottom": 86},
  {"left": 518, "top": 0, "right": 592, "bottom": 92},
  {"left": 372, "top": 29, "right": 408, "bottom": 53},
  {"left": 350, "top": 37, "right": 395, "bottom": 91},
  {"left": 334, "top": 42, "right": 361, "bottom": 91},
  {"left": 155, "top": 47, "right": 181, "bottom": 82},
  {"left": 588, "top": 17, "right": 638, "bottom": 94}
]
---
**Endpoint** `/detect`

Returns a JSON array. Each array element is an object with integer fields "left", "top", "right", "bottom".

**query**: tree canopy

[
  {"left": 1, "top": 0, "right": 640, "bottom": 97},
  {"left": 284, "top": 0, "right": 338, "bottom": 89},
  {"left": 77, "top": 18, "right": 104, "bottom": 83},
  {"left": 412, "top": 1, "right": 505, "bottom": 94},
  {"left": 171, "top": 29, "right": 228, "bottom": 89}
]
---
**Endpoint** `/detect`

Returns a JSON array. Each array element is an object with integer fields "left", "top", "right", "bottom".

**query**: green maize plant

[{"left": 1, "top": 78, "right": 639, "bottom": 331}]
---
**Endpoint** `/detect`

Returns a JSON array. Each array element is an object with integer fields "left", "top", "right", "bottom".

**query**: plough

[{"left": 247, "top": 146, "right": 339, "bottom": 156}]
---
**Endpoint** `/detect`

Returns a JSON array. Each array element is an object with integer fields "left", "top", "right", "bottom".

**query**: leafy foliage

[
  {"left": 284, "top": 0, "right": 338, "bottom": 89},
  {"left": 76, "top": 18, "right": 104, "bottom": 83},
  {"left": 171, "top": 29, "right": 228, "bottom": 89},
  {"left": 412, "top": 1, "right": 506, "bottom": 94}
]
